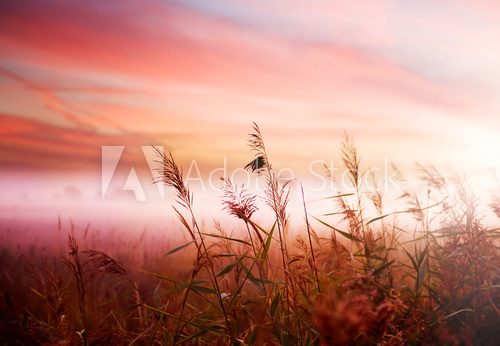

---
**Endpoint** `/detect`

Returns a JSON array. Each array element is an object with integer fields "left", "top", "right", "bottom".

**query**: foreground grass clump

[{"left": 0, "top": 124, "right": 499, "bottom": 345}]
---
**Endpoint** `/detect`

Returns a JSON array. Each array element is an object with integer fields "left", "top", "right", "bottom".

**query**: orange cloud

[
  {"left": 0, "top": 0, "right": 498, "bottom": 178},
  {"left": 0, "top": 0, "right": 471, "bottom": 109},
  {"left": 0, "top": 113, "right": 161, "bottom": 170}
]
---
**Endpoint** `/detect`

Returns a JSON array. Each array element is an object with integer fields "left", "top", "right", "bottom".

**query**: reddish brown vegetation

[{"left": 0, "top": 125, "right": 498, "bottom": 345}]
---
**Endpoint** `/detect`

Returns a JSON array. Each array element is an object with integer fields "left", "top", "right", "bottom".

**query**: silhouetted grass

[{"left": 0, "top": 124, "right": 498, "bottom": 345}]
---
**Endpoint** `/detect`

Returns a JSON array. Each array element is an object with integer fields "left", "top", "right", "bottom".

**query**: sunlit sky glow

[{"left": 0, "top": 0, "right": 499, "bottom": 228}]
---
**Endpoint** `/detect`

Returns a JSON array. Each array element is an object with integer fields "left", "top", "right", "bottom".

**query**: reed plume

[
  {"left": 220, "top": 177, "right": 258, "bottom": 222},
  {"left": 153, "top": 146, "right": 233, "bottom": 342}
]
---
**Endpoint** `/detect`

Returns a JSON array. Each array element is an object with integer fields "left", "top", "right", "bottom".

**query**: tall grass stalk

[
  {"left": 300, "top": 183, "right": 320, "bottom": 295},
  {"left": 153, "top": 148, "right": 233, "bottom": 343},
  {"left": 246, "top": 122, "right": 293, "bottom": 333}
]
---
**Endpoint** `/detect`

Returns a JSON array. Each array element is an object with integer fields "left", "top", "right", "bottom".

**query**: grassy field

[{"left": 1, "top": 124, "right": 499, "bottom": 345}]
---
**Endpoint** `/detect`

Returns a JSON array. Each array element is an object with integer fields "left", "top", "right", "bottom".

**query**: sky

[{"left": 0, "top": 0, "right": 499, "bottom": 230}]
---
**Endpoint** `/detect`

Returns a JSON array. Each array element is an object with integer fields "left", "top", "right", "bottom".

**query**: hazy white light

[{"left": 465, "top": 127, "right": 500, "bottom": 169}]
